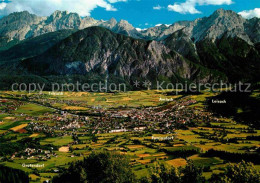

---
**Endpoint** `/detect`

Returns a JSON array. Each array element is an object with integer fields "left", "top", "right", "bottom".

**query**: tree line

[{"left": 52, "top": 151, "right": 260, "bottom": 183}]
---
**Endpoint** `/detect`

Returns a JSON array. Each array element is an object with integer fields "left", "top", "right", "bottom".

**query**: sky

[{"left": 0, "top": 0, "right": 259, "bottom": 29}]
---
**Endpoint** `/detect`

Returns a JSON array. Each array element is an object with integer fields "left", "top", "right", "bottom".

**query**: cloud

[
  {"left": 136, "top": 27, "right": 148, "bottom": 31},
  {"left": 238, "top": 8, "right": 260, "bottom": 19},
  {"left": 0, "top": 2, "right": 6, "bottom": 10},
  {"left": 155, "top": 24, "right": 171, "bottom": 27},
  {"left": 168, "top": 1, "right": 201, "bottom": 14},
  {"left": 0, "top": 0, "right": 127, "bottom": 16},
  {"left": 153, "top": 5, "right": 164, "bottom": 10},
  {"left": 168, "top": 0, "right": 233, "bottom": 14}
]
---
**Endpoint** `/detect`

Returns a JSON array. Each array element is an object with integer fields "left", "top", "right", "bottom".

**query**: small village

[{"left": 0, "top": 90, "right": 259, "bottom": 182}]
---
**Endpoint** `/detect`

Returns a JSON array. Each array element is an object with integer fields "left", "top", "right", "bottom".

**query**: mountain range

[{"left": 0, "top": 9, "right": 259, "bottom": 89}]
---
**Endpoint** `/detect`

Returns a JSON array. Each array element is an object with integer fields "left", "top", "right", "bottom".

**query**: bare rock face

[
  {"left": 0, "top": 11, "right": 44, "bottom": 41},
  {"left": 143, "top": 9, "right": 260, "bottom": 45},
  {"left": 158, "top": 21, "right": 194, "bottom": 40},
  {"left": 246, "top": 17, "right": 260, "bottom": 43},
  {"left": 0, "top": 10, "right": 142, "bottom": 44},
  {"left": 98, "top": 18, "right": 117, "bottom": 29},
  {"left": 113, "top": 20, "right": 135, "bottom": 32},
  {"left": 79, "top": 16, "right": 100, "bottom": 29},
  {"left": 111, "top": 20, "right": 141, "bottom": 39},
  {"left": 192, "top": 9, "right": 251, "bottom": 44},
  {"left": 27, "top": 11, "right": 81, "bottom": 38},
  {"left": 140, "top": 24, "right": 168, "bottom": 39}
]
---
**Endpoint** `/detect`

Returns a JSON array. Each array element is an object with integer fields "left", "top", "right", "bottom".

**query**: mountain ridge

[
  {"left": 0, "top": 8, "right": 260, "bottom": 48},
  {"left": 21, "top": 26, "right": 225, "bottom": 84},
  {"left": 0, "top": 9, "right": 259, "bottom": 89}
]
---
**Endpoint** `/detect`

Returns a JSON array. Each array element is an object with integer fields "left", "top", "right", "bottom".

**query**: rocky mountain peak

[
  {"left": 111, "top": 20, "right": 142, "bottom": 38},
  {"left": 51, "top": 10, "right": 68, "bottom": 18},
  {"left": 116, "top": 20, "right": 135, "bottom": 30},
  {"left": 11, "top": 10, "right": 31, "bottom": 16},
  {"left": 108, "top": 18, "right": 117, "bottom": 25},
  {"left": 47, "top": 10, "right": 79, "bottom": 22},
  {"left": 0, "top": 11, "right": 41, "bottom": 24},
  {"left": 210, "top": 8, "right": 243, "bottom": 21},
  {"left": 212, "top": 8, "right": 232, "bottom": 16},
  {"left": 191, "top": 8, "right": 250, "bottom": 43},
  {"left": 79, "top": 16, "right": 99, "bottom": 29},
  {"left": 98, "top": 18, "right": 117, "bottom": 30},
  {"left": 0, "top": 11, "right": 44, "bottom": 41},
  {"left": 105, "top": 18, "right": 117, "bottom": 28}
]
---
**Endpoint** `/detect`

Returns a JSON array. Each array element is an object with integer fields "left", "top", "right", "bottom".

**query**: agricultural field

[{"left": 0, "top": 90, "right": 259, "bottom": 182}]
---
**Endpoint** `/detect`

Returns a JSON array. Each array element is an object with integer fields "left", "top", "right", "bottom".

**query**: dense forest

[{"left": 0, "top": 165, "right": 29, "bottom": 183}]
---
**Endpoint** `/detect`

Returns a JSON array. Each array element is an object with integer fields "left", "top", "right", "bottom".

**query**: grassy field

[
  {"left": 40, "top": 136, "right": 74, "bottom": 146},
  {"left": 13, "top": 104, "right": 54, "bottom": 116},
  {"left": 0, "top": 90, "right": 259, "bottom": 182},
  {"left": 0, "top": 120, "right": 27, "bottom": 130},
  {"left": 30, "top": 90, "right": 182, "bottom": 109}
]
